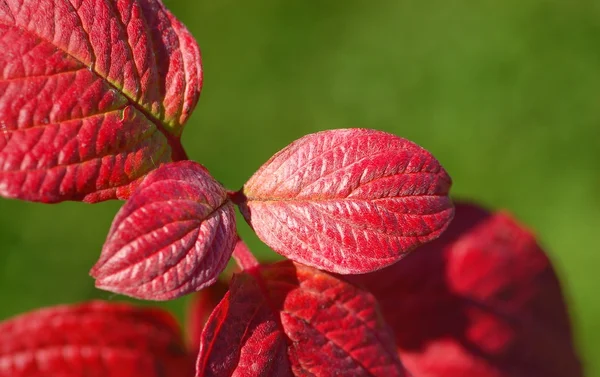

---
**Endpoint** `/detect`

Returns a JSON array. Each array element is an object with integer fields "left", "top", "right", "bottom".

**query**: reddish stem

[
  {"left": 232, "top": 236, "right": 259, "bottom": 271},
  {"left": 169, "top": 136, "right": 189, "bottom": 161},
  {"left": 228, "top": 189, "right": 247, "bottom": 205}
]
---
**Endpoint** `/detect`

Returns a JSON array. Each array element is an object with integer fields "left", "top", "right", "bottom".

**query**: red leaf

[
  {"left": 90, "top": 161, "right": 236, "bottom": 300},
  {"left": 186, "top": 279, "right": 229, "bottom": 356},
  {"left": 0, "top": 0, "right": 202, "bottom": 203},
  {"left": 238, "top": 128, "right": 454, "bottom": 274},
  {"left": 348, "top": 203, "right": 583, "bottom": 377},
  {"left": 0, "top": 301, "right": 194, "bottom": 377},
  {"left": 196, "top": 261, "right": 406, "bottom": 377},
  {"left": 186, "top": 241, "right": 244, "bottom": 354}
]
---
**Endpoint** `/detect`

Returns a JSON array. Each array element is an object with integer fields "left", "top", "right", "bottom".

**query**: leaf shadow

[
  {"left": 350, "top": 201, "right": 582, "bottom": 376},
  {"left": 375, "top": 202, "right": 489, "bottom": 351}
]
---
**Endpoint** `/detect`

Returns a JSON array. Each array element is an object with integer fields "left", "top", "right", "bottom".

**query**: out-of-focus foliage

[{"left": 1, "top": 0, "right": 598, "bottom": 375}]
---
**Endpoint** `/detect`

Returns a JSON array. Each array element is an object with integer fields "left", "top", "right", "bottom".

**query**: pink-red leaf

[
  {"left": 90, "top": 161, "right": 236, "bottom": 300},
  {"left": 238, "top": 128, "right": 454, "bottom": 274},
  {"left": 196, "top": 261, "right": 406, "bottom": 377},
  {"left": 348, "top": 202, "right": 583, "bottom": 377},
  {"left": 0, "top": 301, "right": 194, "bottom": 377},
  {"left": 0, "top": 0, "right": 202, "bottom": 203}
]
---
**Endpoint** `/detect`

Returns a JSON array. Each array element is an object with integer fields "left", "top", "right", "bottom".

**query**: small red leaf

[
  {"left": 348, "top": 203, "right": 583, "bottom": 377},
  {"left": 185, "top": 241, "right": 245, "bottom": 354},
  {"left": 238, "top": 129, "right": 454, "bottom": 274},
  {"left": 186, "top": 279, "right": 229, "bottom": 356},
  {"left": 90, "top": 161, "right": 236, "bottom": 300},
  {"left": 196, "top": 273, "right": 292, "bottom": 377},
  {"left": 0, "top": 0, "right": 202, "bottom": 203},
  {"left": 0, "top": 301, "right": 194, "bottom": 377},
  {"left": 197, "top": 261, "right": 406, "bottom": 377}
]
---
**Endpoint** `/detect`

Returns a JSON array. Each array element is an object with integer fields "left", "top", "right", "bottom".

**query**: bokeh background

[{"left": 1, "top": 0, "right": 599, "bottom": 374}]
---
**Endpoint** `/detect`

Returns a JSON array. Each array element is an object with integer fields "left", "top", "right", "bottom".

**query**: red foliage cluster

[
  {"left": 0, "top": 0, "right": 582, "bottom": 376},
  {"left": 238, "top": 129, "right": 453, "bottom": 274},
  {"left": 347, "top": 203, "right": 583, "bottom": 377}
]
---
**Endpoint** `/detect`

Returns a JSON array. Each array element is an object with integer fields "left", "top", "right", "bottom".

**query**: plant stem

[
  {"left": 228, "top": 190, "right": 246, "bottom": 205},
  {"left": 169, "top": 137, "right": 189, "bottom": 161},
  {"left": 232, "top": 236, "right": 260, "bottom": 271}
]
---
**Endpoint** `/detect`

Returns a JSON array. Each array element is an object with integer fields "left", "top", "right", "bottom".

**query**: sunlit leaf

[
  {"left": 91, "top": 161, "right": 236, "bottom": 300},
  {"left": 0, "top": 0, "right": 202, "bottom": 202},
  {"left": 239, "top": 128, "right": 453, "bottom": 274}
]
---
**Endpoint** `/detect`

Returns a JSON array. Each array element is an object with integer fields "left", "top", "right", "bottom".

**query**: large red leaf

[
  {"left": 237, "top": 128, "right": 454, "bottom": 274},
  {"left": 348, "top": 203, "right": 583, "bottom": 377},
  {"left": 0, "top": 0, "right": 202, "bottom": 203},
  {"left": 197, "top": 261, "right": 406, "bottom": 377},
  {"left": 90, "top": 161, "right": 236, "bottom": 300},
  {"left": 0, "top": 301, "right": 194, "bottom": 377}
]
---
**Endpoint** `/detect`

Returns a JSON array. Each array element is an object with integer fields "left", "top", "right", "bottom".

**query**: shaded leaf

[
  {"left": 348, "top": 202, "right": 583, "bottom": 377},
  {"left": 186, "top": 279, "right": 229, "bottom": 356},
  {"left": 91, "top": 161, "right": 236, "bottom": 300},
  {"left": 0, "top": 0, "right": 202, "bottom": 203},
  {"left": 0, "top": 301, "right": 194, "bottom": 377},
  {"left": 238, "top": 128, "right": 453, "bottom": 274},
  {"left": 185, "top": 240, "right": 244, "bottom": 354},
  {"left": 197, "top": 261, "right": 406, "bottom": 377},
  {"left": 196, "top": 273, "right": 291, "bottom": 377}
]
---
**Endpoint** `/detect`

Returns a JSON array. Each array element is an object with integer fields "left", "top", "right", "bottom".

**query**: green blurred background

[{"left": 1, "top": 0, "right": 599, "bottom": 374}]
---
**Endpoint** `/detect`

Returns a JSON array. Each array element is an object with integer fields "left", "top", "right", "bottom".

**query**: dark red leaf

[
  {"left": 0, "top": 301, "right": 194, "bottom": 377},
  {"left": 196, "top": 273, "right": 291, "bottom": 377},
  {"left": 196, "top": 261, "right": 406, "bottom": 377},
  {"left": 237, "top": 128, "right": 454, "bottom": 274},
  {"left": 348, "top": 202, "right": 583, "bottom": 377},
  {"left": 0, "top": 0, "right": 202, "bottom": 203},
  {"left": 186, "top": 279, "right": 229, "bottom": 357},
  {"left": 185, "top": 239, "right": 248, "bottom": 354},
  {"left": 90, "top": 161, "right": 236, "bottom": 300}
]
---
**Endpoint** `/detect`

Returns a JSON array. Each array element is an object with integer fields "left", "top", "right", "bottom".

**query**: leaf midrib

[{"left": 2, "top": 21, "right": 179, "bottom": 144}]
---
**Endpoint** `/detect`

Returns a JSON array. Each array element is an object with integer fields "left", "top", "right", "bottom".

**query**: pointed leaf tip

[
  {"left": 91, "top": 161, "right": 237, "bottom": 300},
  {"left": 239, "top": 128, "right": 454, "bottom": 274},
  {"left": 0, "top": 0, "right": 202, "bottom": 203}
]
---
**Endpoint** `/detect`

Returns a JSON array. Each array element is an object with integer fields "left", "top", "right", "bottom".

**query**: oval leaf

[
  {"left": 0, "top": 0, "right": 202, "bottom": 203},
  {"left": 239, "top": 128, "right": 454, "bottom": 274},
  {"left": 0, "top": 301, "right": 194, "bottom": 377},
  {"left": 197, "top": 261, "right": 406, "bottom": 377},
  {"left": 90, "top": 161, "right": 236, "bottom": 300},
  {"left": 348, "top": 202, "right": 583, "bottom": 377}
]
